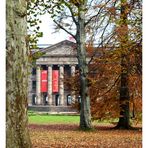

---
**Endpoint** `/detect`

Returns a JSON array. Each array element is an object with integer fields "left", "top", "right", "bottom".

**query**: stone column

[
  {"left": 28, "top": 66, "right": 32, "bottom": 106},
  {"left": 71, "top": 65, "right": 76, "bottom": 103},
  {"left": 48, "top": 65, "right": 52, "bottom": 105},
  {"left": 28, "top": 96, "right": 32, "bottom": 106},
  {"left": 71, "top": 65, "right": 76, "bottom": 76},
  {"left": 36, "top": 65, "right": 41, "bottom": 105},
  {"left": 59, "top": 65, "right": 64, "bottom": 106}
]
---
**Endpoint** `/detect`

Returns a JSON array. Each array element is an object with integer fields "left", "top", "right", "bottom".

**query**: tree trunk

[
  {"left": 6, "top": 0, "right": 31, "bottom": 147},
  {"left": 116, "top": 0, "right": 130, "bottom": 129},
  {"left": 76, "top": 2, "right": 92, "bottom": 130},
  {"left": 116, "top": 56, "right": 130, "bottom": 129}
]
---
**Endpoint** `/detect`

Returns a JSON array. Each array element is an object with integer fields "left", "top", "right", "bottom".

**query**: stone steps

[{"left": 28, "top": 105, "right": 78, "bottom": 113}]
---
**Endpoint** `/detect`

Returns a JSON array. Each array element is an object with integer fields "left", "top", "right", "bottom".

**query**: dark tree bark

[
  {"left": 6, "top": 0, "right": 31, "bottom": 147},
  {"left": 116, "top": 0, "right": 130, "bottom": 129},
  {"left": 116, "top": 56, "right": 130, "bottom": 129}
]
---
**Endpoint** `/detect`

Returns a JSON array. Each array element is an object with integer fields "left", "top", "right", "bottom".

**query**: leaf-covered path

[{"left": 29, "top": 124, "right": 142, "bottom": 148}]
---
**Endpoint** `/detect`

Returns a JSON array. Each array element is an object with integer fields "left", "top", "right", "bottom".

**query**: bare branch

[
  {"left": 88, "top": 31, "right": 116, "bottom": 65},
  {"left": 62, "top": 1, "right": 78, "bottom": 26},
  {"left": 85, "top": 0, "right": 111, "bottom": 26},
  {"left": 99, "top": 74, "right": 120, "bottom": 97},
  {"left": 53, "top": 20, "right": 76, "bottom": 39},
  {"left": 93, "top": 74, "right": 120, "bottom": 98}
]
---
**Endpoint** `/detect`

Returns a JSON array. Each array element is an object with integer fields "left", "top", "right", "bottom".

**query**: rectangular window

[
  {"left": 32, "top": 81, "right": 36, "bottom": 91},
  {"left": 32, "top": 68, "right": 36, "bottom": 75}
]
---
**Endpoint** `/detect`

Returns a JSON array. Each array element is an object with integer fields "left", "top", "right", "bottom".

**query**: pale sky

[{"left": 37, "top": 13, "right": 71, "bottom": 45}]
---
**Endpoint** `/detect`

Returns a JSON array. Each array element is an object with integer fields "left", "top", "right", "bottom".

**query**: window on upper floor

[{"left": 32, "top": 68, "right": 36, "bottom": 75}]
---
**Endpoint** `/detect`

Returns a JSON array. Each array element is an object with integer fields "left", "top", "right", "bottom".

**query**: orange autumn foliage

[{"left": 64, "top": 45, "right": 142, "bottom": 122}]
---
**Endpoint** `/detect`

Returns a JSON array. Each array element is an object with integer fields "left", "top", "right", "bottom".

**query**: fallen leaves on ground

[{"left": 29, "top": 124, "right": 142, "bottom": 148}]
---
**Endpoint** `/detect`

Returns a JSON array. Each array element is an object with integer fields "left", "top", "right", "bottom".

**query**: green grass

[
  {"left": 28, "top": 113, "right": 80, "bottom": 124},
  {"left": 28, "top": 111, "right": 142, "bottom": 125},
  {"left": 28, "top": 111, "right": 118, "bottom": 125}
]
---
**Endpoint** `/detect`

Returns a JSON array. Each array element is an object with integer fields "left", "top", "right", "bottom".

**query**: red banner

[
  {"left": 41, "top": 70, "right": 48, "bottom": 92},
  {"left": 52, "top": 70, "right": 59, "bottom": 93}
]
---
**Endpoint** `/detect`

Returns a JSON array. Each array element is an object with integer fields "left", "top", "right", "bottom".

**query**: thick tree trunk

[
  {"left": 6, "top": 0, "right": 31, "bottom": 147},
  {"left": 76, "top": 2, "right": 92, "bottom": 130},
  {"left": 116, "top": 0, "right": 130, "bottom": 129},
  {"left": 116, "top": 56, "right": 130, "bottom": 129}
]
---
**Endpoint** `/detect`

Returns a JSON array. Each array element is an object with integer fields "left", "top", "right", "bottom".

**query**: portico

[{"left": 28, "top": 40, "right": 78, "bottom": 112}]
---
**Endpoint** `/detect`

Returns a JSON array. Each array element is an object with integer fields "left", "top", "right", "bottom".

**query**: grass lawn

[
  {"left": 28, "top": 112, "right": 141, "bottom": 126},
  {"left": 28, "top": 113, "right": 80, "bottom": 124},
  {"left": 28, "top": 113, "right": 117, "bottom": 125}
]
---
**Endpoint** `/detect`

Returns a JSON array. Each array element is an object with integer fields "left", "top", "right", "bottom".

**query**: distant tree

[
  {"left": 50, "top": 0, "right": 92, "bottom": 130},
  {"left": 88, "top": 0, "right": 142, "bottom": 128},
  {"left": 115, "top": 0, "right": 142, "bottom": 129},
  {"left": 6, "top": 0, "right": 31, "bottom": 147}
]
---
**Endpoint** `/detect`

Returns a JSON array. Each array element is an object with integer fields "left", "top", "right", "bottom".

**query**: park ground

[{"left": 28, "top": 113, "right": 142, "bottom": 148}]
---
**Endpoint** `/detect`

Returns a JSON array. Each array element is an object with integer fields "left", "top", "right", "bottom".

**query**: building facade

[{"left": 28, "top": 40, "right": 79, "bottom": 112}]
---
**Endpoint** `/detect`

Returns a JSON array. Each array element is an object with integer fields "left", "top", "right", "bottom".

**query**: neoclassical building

[{"left": 28, "top": 40, "right": 79, "bottom": 112}]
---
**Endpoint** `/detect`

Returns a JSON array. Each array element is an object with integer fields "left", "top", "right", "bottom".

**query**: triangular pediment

[{"left": 41, "top": 40, "right": 77, "bottom": 56}]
